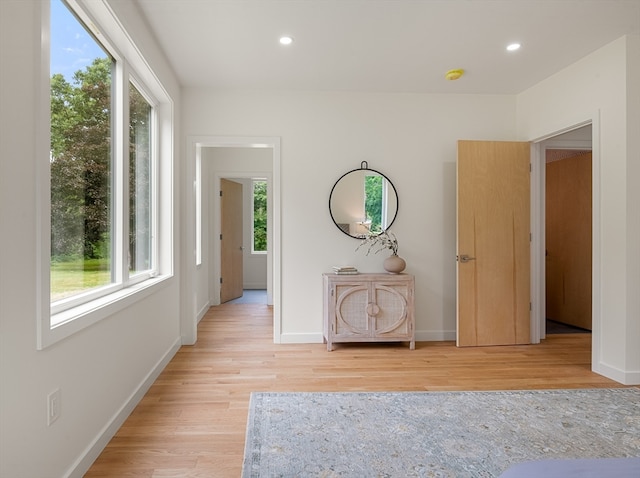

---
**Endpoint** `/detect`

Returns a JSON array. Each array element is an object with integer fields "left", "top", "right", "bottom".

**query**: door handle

[{"left": 457, "top": 254, "right": 476, "bottom": 263}]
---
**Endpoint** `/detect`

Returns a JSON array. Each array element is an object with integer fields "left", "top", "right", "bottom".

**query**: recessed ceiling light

[
  {"left": 506, "top": 43, "right": 521, "bottom": 51},
  {"left": 279, "top": 36, "right": 293, "bottom": 46}
]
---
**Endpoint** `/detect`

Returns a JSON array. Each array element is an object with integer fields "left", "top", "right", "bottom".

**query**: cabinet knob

[{"left": 366, "top": 302, "right": 380, "bottom": 316}]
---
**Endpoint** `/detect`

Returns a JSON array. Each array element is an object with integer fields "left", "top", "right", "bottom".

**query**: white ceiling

[{"left": 134, "top": 0, "right": 640, "bottom": 95}]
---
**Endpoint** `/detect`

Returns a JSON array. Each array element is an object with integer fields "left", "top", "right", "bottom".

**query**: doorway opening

[
  {"left": 544, "top": 148, "right": 592, "bottom": 335},
  {"left": 186, "top": 135, "right": 281, "bottom": 345},
  {"left": 534, "top": 124, "right": 593, "bottom": 341},
  {"left": 217, "top": 175, "right": 268, "bottom": 304},
  {"left": 207, "top": 148, "right": 273, "bottom": 306}
]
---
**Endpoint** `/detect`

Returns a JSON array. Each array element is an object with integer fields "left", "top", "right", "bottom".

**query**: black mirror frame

[{"left": 328, "top": 161, "right": 399, "bottom": 239}]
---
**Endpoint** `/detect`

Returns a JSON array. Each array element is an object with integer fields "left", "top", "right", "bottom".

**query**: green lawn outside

[{"left": 50, "top": 258, "right": 111, "bottom": 301}]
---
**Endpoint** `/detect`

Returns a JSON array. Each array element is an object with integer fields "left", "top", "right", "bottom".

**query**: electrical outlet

[{"left": 47, "top": 388, "right": 61, "bottom": 426}]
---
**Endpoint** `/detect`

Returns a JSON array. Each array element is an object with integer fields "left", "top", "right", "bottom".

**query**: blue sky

[{"left": 50, "top": 0, "right": 107, "bottom": 83}]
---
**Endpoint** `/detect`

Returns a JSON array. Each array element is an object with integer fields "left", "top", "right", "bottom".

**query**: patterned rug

[{"left": 242, "top": 388, "right": 640, "bottom": 477}]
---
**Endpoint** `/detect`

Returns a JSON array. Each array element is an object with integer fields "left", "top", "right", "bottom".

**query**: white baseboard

[
  {"left": 279, "top": 332, "right": 325, "bottom": 344},
  {"left": 65, "top": 337, "right": 182, "bottom": 478},
  {"left": 594, "top": 361, "right": 640, "bottom": 385},
  {"left": 197, "top": 301, "right": 210, "bottom": 324}
]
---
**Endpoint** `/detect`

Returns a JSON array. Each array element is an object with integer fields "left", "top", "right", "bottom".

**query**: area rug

[{"left": 242, "top": 388, "right": 640, "bottom": 477}]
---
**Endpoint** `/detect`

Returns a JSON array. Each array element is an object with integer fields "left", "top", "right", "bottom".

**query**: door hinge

[
  {"left": 530, "top": 233, "right": 532, "bottom": 242},
  {"left": 220, "top": 190, "right": 223, "bottom": 196},
  {"left": 220, "top": 277, "right": 223, "bottom": 284},
  {"left": 220, "top": 233, "right": 223, "bottom": 240},
  {"left": 529, "top": 163, "right": 532, "bottom": 172},
  {"left": 529, "top": 302, "right": 532, "bottom": 311}
]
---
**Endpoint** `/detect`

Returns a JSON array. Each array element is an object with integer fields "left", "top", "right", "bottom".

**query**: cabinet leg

[{"left": 410, "top": 340, "right": 415, "bottom": 350}]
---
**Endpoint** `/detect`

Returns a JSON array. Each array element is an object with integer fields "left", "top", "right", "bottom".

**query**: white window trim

[{"left": 37, "top": 0, "right": 174, "bottom": 349}]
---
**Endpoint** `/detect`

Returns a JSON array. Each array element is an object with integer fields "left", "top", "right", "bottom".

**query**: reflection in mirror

[{"left": 329, "top": 165, "right": 398, "bottom": 239}]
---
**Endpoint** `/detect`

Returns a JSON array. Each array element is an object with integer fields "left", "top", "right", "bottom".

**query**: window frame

[
  {"left": 38, "top": 0, "right": 174, "bottom": 348},
  {"left": 126, "top": 76, "right": 159, "bottom": 283}
]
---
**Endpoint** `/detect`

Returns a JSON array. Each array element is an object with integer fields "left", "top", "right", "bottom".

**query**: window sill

[{"left": 39, "top": 274, "right": 174, "bottom": 349}]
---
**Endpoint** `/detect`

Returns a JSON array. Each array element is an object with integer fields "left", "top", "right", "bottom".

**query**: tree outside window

[
  {"left": 50, "top": 49, "right": 113, "bottom": 300},
  {"left": 365, "top": 174, "right": 383, "bottom": 233},
  {"left": 50, "top": 0, "right": 156, "bottom": 304},
  {"left": 253, "top": 180, "right": 267, "bottom": 253}
]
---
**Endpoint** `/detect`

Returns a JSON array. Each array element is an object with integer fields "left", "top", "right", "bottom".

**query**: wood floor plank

[{"left": 85, "top": 303, "right": 628, "bottom": 477}]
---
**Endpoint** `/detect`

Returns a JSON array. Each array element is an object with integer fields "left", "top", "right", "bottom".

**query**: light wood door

[
  {"left": 220, "top": 178, "right": 243, "bottom": 303},
  {"left": 457, "top": 140, "right": 531, "bottom": 346},
  {"left": 545, "top": 152, "right": 592, "bottom": 330}
]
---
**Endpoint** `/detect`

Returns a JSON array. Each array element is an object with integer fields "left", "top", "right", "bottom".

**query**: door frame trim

[
  {"left": 183, "top": 136, "right": 281, "bottom": 345},
  {"left": 530, "top": 114, "right": 600, "bottom": 370}
]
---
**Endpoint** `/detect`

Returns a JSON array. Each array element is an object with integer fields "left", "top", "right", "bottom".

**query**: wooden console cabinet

[{"left": 323, "top": 273, "right": 415, "bottom": 351}]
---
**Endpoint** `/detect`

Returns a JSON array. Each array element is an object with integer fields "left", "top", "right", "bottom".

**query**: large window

[
  {"left": 50, "top": 0, "right": 113, "bottom": 302},
  {"left": 43, "top": 0, "right": 170, "bottom": 342}
]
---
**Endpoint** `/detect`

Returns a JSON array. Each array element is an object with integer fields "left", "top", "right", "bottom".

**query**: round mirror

[{"left": 329, "top": 164, "right": 398, "bottom": 239}]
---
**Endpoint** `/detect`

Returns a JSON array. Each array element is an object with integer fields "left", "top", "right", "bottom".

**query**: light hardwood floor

[{"left": 85, "top": 303, "right": 626, "bottom": 477}]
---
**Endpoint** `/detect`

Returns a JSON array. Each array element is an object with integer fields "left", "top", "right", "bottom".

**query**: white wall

[
  {"left": 195, "top": 155, "right": 211, "bottom": 320},
  {"left": 0, "top": 1, "right": 183, "bottom": 477},
  {"left": 517, "top": 35, "right": 640, "bottom": 384},
  {"left": 183, "top": 89, "right": 517, "bottom": 342}
]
